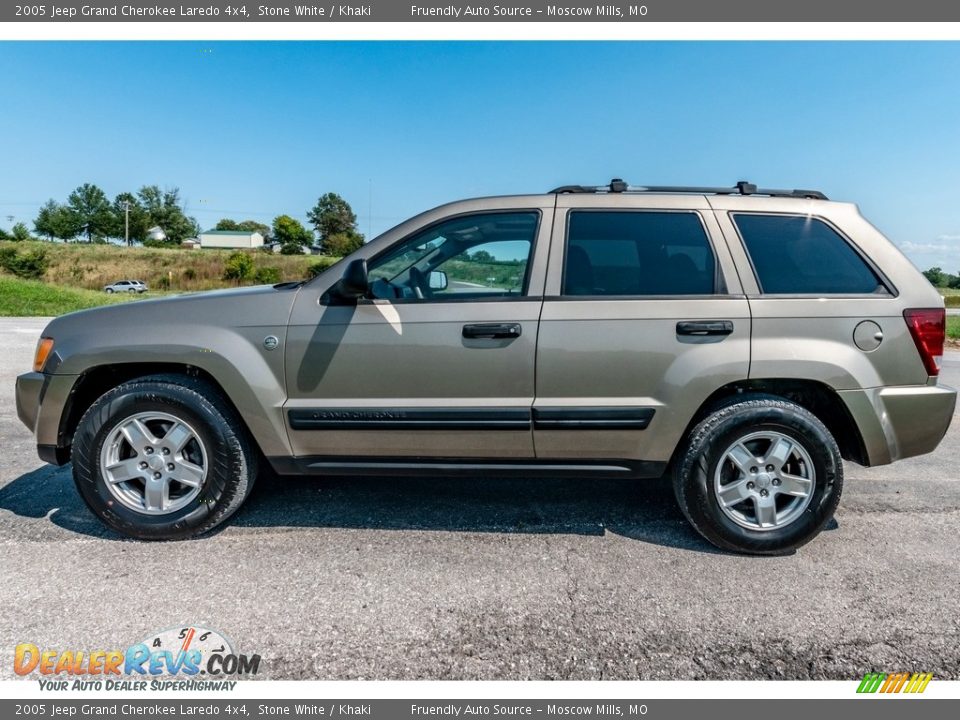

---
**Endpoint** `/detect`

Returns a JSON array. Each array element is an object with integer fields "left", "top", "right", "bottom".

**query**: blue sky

[{"left": 1, "top": 41, "right": 959, "bottom": 271}]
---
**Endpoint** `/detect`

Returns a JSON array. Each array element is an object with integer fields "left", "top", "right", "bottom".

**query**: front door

[{"left": 284, "top": 208, "right": 551, "bottom": 461}]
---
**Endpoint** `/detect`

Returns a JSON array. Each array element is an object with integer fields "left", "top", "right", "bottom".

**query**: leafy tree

[
  {"left": 272, "top": 214, "right": 312, "bottom": 254},
  {"left": 323, "top": 230, "right": 364, "bottom": 257},
  {"left": 11, "top": 222, "right": 33, "bottom": 242},
  {"left": 67, "top": 183, "right": 113, "bottom": 242},
  {"left": 222, "top": 251, "right": 255, "bottom": 284},
  {"left": 137, "top": 186, "right": 199, "bottom": 244},
  {"left": 950, "top": 274, "right": 960, "bottom": 290},
  {"left": 34, "top": 199, "right": 81, "bottom": 242},
  {"left": 307, "top": 192, "right": 363, "bottom": 251},
  {"left": 216, "top": 218, "right": 271, "bottom": 241},
  {"left": 922, "top": 267, "right": 945, "bottom": 286},
  {"left": 35, "top": 200, "right": 62, "bottom": 241},
  {"left": 111, "top": 193, "right": 150, "bottom": 245},
  {"left": 237, "top": 220, "right": 272, "bottom": 241},
  {"left": 0, "top": 228, "right": 9, "bottom": 241},
  {"left": 470, "top": 249, "right": 495, "bottom": 263}
]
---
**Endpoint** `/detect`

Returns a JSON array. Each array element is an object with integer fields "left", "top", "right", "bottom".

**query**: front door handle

[
  {"left": 676, "top": 320, "right": 734, "bottom": 336},
  {"left": 462, "top": 323, "right": 522, "bottom": 340}
]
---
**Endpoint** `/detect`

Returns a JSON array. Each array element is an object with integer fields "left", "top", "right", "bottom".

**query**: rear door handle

[
  {"left": 462, "top": 323, "right": 522, "bottom": 340},
  {"left": 676, "top": 320, "right": 734, "bottom": 336}
]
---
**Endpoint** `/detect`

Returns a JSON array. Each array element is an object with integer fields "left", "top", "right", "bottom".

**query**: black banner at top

[{"left": 4, "top": 0, "right": 960, "bottom": 23}]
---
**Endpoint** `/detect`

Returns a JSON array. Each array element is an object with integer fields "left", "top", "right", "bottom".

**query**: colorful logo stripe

[{"left": 857, "top": 672, "right": 933, "bottom": 694}]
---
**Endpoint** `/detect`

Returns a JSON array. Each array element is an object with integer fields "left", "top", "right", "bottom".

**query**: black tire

[
  {"left": 672, "top": 394, "right": 842, "bottom": 555},
  {"left": 72, "top": 374, "right": 257, "bottom": 540}
]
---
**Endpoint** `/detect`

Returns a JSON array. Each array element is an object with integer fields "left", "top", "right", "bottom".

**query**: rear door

[{"left": 533, "top": 194, "right": 751, "bottom": 472}]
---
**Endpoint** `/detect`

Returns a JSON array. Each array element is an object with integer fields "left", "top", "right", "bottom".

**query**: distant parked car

[{"left": 103, "top": 280, "right": 148, "bottom": 294}]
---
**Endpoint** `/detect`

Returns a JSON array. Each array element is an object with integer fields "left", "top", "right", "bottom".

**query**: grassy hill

[
  {"left": 0, "top": 240, "right": 342, "bottom": 315},
  {"left": 0, "top": 240, "right": 329, "bottom": 294}
]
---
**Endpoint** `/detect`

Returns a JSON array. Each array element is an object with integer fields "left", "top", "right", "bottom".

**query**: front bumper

[
  {"left": 839, "top": 384, "right": 957, "bottom": 466},
  {"left": 15, "top": 372, "right": 46, "bottom": 433},
  {"left": 16, "top": 371, "right": 78, "bottom": 466}
]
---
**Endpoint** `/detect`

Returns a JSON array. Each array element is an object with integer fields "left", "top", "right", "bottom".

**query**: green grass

[
  {"left": 0, "top": 275, "right": 170, "bottom": 316},
  {"left": 948, "top": 315, "right": 960, "bottom": 340}
]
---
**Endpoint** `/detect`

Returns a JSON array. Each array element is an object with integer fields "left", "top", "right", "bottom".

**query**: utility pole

[{"left": 123, "top": 200, "right": 130, "bottom": 246}]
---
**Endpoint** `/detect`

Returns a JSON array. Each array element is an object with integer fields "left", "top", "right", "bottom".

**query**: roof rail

[{"left": 549, "top": 179, "right": 828, "bottom": 200}]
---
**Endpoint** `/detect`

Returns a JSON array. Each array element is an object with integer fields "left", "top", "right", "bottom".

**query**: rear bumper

[{"left": 839, "top": 384, "right": 957, "bottom": 466}]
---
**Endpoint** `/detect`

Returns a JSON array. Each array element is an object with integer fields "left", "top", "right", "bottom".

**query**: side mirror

[
  {"left": 428, "top": 270, "right": 448, "bottom": 291},
  {"left": 333, "top": 258, "right": 369, "bottom": 301}
]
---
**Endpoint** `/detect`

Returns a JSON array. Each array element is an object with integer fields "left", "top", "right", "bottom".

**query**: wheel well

[
  {"left": 58, "top": 363, "right": 253, "bottom": 454},
  {"left": 680, "top": 379, "right": 869, "bottom": 466}
]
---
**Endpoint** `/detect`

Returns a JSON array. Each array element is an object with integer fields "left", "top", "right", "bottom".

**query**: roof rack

[{"left": 549, "top": 179, "right": 828, "bottom": 200}]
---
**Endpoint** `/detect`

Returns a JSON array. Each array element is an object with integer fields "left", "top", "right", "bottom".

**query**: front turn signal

[{"left": 33, "top": 337, "right": 55, "bottom": 372}]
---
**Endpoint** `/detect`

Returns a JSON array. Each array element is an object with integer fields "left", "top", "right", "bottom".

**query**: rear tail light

[{"left": 903, "top": 308, "right": 945, "bottom": 376}]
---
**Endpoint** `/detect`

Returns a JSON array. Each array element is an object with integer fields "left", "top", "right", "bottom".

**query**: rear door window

[
  {"left": 733, "top": 213, "right": 886, "bottom": 295},
  {"left": 562, "top": 211, "right": 716, "bottom": 296}
]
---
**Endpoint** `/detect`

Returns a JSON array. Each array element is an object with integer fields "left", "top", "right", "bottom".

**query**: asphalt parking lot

[{"left": 1, "top": 316, "right": 958, "bottom": 681}]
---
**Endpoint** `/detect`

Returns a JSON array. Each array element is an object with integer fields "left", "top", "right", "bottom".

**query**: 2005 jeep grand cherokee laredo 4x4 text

[{"left": 15, "top": 180, "right": 956, "bottom": 554}]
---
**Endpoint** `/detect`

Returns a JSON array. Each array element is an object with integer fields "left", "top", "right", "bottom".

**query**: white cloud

[
  {"left": 900, "top": 240, "right": 959, "bottom": 253},
  {"left": 898, "top": 236, "right": 960, "bottom": 272}
]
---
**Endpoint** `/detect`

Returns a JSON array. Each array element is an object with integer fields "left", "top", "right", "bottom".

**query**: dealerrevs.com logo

[{"left": 14, "top": 626, "right": 261, "bottom": 691}]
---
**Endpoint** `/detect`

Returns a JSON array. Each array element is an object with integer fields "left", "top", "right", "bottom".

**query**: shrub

[
  {"left": 306, "top": 257, "right": 337, "bottom": 278},
  {"left": 183, "top": 267, "right": 197, "bottom": 280},
  {"left": 254, "top": 266, "right": 281, "bottom": 285},
  {"left": 280, "top": 242, "right": 306, "bottom": 256},
  {"left": 222, "top": 251, "right": 254, "bottom": 283},
  {"left": 0, "top": 247, "right": 49, "bottom": 280},
  {"left": 156, "top": 275, "right": 171, "bottom": 290}
]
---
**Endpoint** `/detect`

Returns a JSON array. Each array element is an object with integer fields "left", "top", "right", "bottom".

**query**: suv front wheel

[
  {"left": 673, "top": 395, "right": 843, "bottom": 555},
  {"left": 72, "top": 374, "right": 257, "bottom": 540}
]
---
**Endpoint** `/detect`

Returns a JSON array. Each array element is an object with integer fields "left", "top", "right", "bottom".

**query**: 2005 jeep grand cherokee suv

[{"left": 15, "top": 180, "right": 957, "bottom": 554}]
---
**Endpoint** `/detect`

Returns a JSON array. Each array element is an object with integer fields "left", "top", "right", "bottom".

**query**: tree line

[
  {"left": 0, "top": 183, "right": 365, "bottom": 257},
  {"left": 221, "top": 193, "right": 364, "bottom": 256},
  {"left": 24, "top": 184, "right": 199, "bottom": 246},
  {"left": 922, "top": 267, "right": 960, "bottom": 289}
]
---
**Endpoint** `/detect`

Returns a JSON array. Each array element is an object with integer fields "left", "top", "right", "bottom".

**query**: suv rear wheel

[
  {"left": 72, "top": 375, "right": 257, "bottom": 540},
  {"left": 673, "top": 395, "right": 843, "bottom": 555}
]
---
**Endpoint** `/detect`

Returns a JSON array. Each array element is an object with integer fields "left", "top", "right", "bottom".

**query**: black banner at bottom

[{"left": 1, "top": 699, "right": 957, "bottom": 720}]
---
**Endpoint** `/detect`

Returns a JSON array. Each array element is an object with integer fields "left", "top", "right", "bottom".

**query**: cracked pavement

[{"left": 1, "top": 317, "right": 958, "bottom": 680}]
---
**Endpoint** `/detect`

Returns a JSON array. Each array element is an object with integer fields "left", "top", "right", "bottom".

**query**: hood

[{"left": 42, "top": 283, "right": 302, "bottom": 366}]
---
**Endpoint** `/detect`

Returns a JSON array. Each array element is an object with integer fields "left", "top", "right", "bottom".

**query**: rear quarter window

[{"left": 733, "top": 213, "right": 885, "bottom": 295}]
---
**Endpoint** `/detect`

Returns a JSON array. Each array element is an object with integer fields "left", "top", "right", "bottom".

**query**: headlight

[{"left": 33, "top": 337, "right": 55, "bottom": 372}]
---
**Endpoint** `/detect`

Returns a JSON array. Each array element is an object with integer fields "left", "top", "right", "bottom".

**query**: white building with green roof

[{"left": 199, "top": 229, "right": 264, "bottom": 249}]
